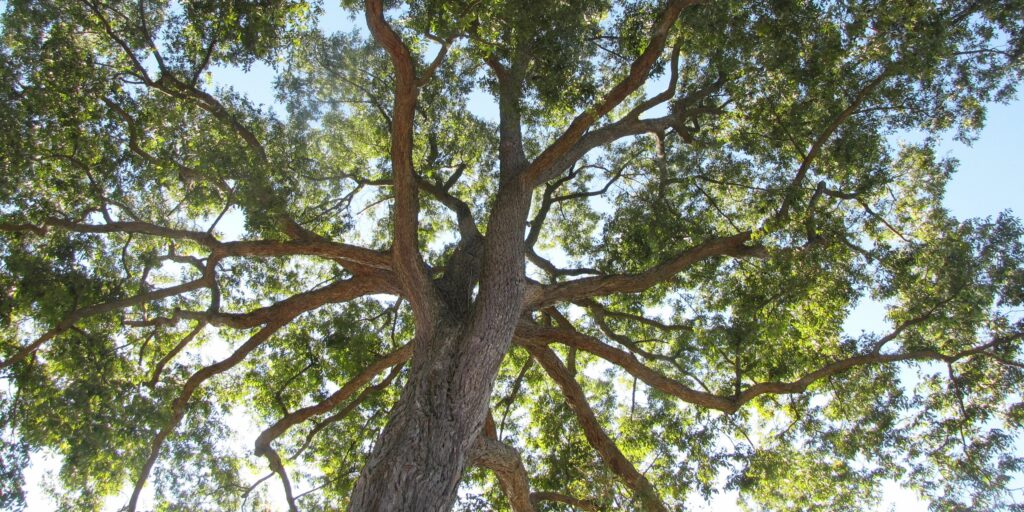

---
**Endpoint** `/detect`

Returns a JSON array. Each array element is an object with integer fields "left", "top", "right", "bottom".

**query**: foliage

[{"left": 1, "top": 0, "right": 1024, "bottom": 510}]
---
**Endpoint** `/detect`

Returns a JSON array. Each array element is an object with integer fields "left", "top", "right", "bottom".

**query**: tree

[{"left": 2, "top": 0, "right": 1024, "bottom": 510}]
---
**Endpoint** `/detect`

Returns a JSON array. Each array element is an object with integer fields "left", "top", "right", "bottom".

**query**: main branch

[
  {"left": 526, "top": 232, "right": 764, "bottom": 308},
  {"left": 522, "top": 0, "right": 700, "bottom": 187},
  {"left": 364, "top": 0, "right": 437, "bottom": 320},
  {"left": 527, "top": 345, "right": 669, "bottom": 512}
]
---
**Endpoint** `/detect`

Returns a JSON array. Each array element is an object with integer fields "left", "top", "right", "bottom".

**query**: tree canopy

[{"left": 2, "top": 0, "right": 1024, "bottom": 510}]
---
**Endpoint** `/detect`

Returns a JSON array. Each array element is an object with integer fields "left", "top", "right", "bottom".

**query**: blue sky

[{"left": 942, "top": 100, "right": 1024, "bottom": 219}]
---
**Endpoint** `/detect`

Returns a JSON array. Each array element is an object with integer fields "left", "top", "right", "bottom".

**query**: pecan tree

[{"left": 2, "top": 0, "right": 1024, "bottom": 510}]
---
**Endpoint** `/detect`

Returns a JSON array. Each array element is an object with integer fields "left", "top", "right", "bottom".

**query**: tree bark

[
  {"left": 349, "top": 183, "right": 531, "bottom": 511},
  {"left": 351, "top": 2, "right": 533, "bottom": 506},
  {"left": 347, "top": 317, "right": 519, "bottom": 510},
  {"left": 347, "top": 322, "right": 476, "bottom": 511},
  {"left": 470, "top": 435, "right": 536, "bottom": 512}
]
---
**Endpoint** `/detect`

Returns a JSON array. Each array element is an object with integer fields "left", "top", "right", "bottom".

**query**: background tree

[{"left": 2, "top": 0, "right": 1024, "bottom": 510}]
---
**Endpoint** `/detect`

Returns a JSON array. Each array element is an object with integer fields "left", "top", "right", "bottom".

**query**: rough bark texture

[
  {"left": 470, "top": 435, "right": 536, "bottom": 512},
  {"left": 349, "top": 183, "right": 531, "bottom": 511},
  {"left": 348, "top": 1, "right": 535, "bottom": 505},
  {"left": 348, "top": 322, "right": 479, "bottom": 511}
]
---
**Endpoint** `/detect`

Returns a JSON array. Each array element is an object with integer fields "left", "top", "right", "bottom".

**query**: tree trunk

[
  {"left": 347, "top": 317, "right": 510, "bottom": 510},
  {"left": 349, "top": 179, "right": 529, "bottom": 511}
]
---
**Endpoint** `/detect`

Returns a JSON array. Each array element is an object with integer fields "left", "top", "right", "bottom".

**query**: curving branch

[
  {"left": 263, "top": 445, "right": 299, "bottom": 512},
  {"left": 470, "top": 434, "right": 536, "bottom": 512},
  {"left": 147, "top": 321, "right": 206, "bottom": 387},
  {"left": 0, "top": 219, "right": 396, "bottom": 371},
  {"left": 516, "top": 323, "right": 732, "bottom": 412},
  {"left": 522, "top": 0, "right": 702, "bottom": 188},
  {"left": 527, "top": 251, "right": 604, "bottom": 279},
  {"left": 470, "top": 428, "right": 602, "bottom": 512},
  {"left": 0, "top": 267, "right": 216, "bottom": 371},
  {"left": 254, "top": 343, "right": 413, "bottom": 458},
  {"left": 526, "top": 173, "right": 575, "bottom": 252},
  {"left": 734, "top": 331, "right": 1024, "bottom": 406},
  {"left": 291, "top": 363, "right": 405, "bottom": 460},
  {"left": 526, "top": 162, "right": 633, "bottom": 279},
  {"left": 416, "top": 35, "right": 456, "bottom": 88},
  {"left": 219, "top": 239, "right": 394, "bottom": 273},
  {"left": 364, "top": 0, "right": 439, "bottom": 321},
  {"left": 85, "top": 0, "right": 268, "bottom": 160},
  {"left": 126, "top": 275, "right": 387, "bottom": 511},
  {"left": 526, "top": 344, "right": 669, "bottom": 512},
  {"left": 578, "top": 302, "right": 700, "bottom": 380},
  {"left": 250, "top": 343, "right": 409, "bottom": 510},
  {"left": 774, "top": 71, "right": 889, "bottom": 221},
  {"left": 19, "top": 216, "right": 218, "bottom": 245},
  {"left": 518, "top": 321, "right": 1024, "bottom": 416},
  {"left": 530, "top": 110, "right": 691, "bottom": 192},
  {"left": 415, "top": 175, "right": 481, "bottom": 241},
  {"left": 578, "top": 298, "right": 693, "bottom": 333},
  {"left": 530, "top": 492, "right": 601, "bottom": 512},
  {"left": 526, "top": 232, "right": 765, "bottom": 308},
  {"left": 134, "top": 274, "right": 399, "bottom": 330},
  {"left": 101, "top": 97, "right": 231, "bottom": 193},
  {"left": 0, "top": 217, "right": 393, "bottom": 273},
  {"left": 334, "top": 171, "right": 480, "bottom": 243},
  {"left": 128, "top": 318, "right": 292, "bottom": 512}
]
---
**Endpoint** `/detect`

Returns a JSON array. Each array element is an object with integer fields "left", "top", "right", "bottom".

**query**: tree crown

[{"left": 1, "top": 0, "right": 1023, "bottom": 510}]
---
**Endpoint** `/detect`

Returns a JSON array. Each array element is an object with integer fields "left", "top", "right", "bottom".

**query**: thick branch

[
  {"left": 415, "top": 175, "right": 481, "bottom": 241},
  {"left": 219, "top": 240, "right": 392, "bottom": 271},
  {"left": 128, "top": 319, "right": 291, "bottom": 512},
  {"left": 530, "top": 492, "right": 601, "bottom": 512},
  {"left": 522, "top": 0, "right": 699, "bottom": 187},
  {"left": 535, "top": 113, "right": 679, "bottom": 190},
  {"left": 527, "top": 344, "right": 669, "bottom": 512},
  {"left": 470, "top": 435, "right": 536, "bottom": 512},
  {"left": 160, "top": 275, "right": 398, "bottom": 329},
  {"left": 364, "top": 0, "right": 437, "bottom": 320},
  {"left": 35, "top": 216, "right": 217, "bottom": 245},
  {"left": 527, "top": 232, "right": 764, "bottom": 307},
  {"left": 517, "top": 323, "right": 732, "bottom": 412},
  {"left": 489, "top": 56, "right": 529, "bottom": 176}
]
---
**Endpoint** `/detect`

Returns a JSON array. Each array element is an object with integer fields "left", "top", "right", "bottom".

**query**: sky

[{"left": 16, "top": 4, "right": 1024, "bottom": 511}]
